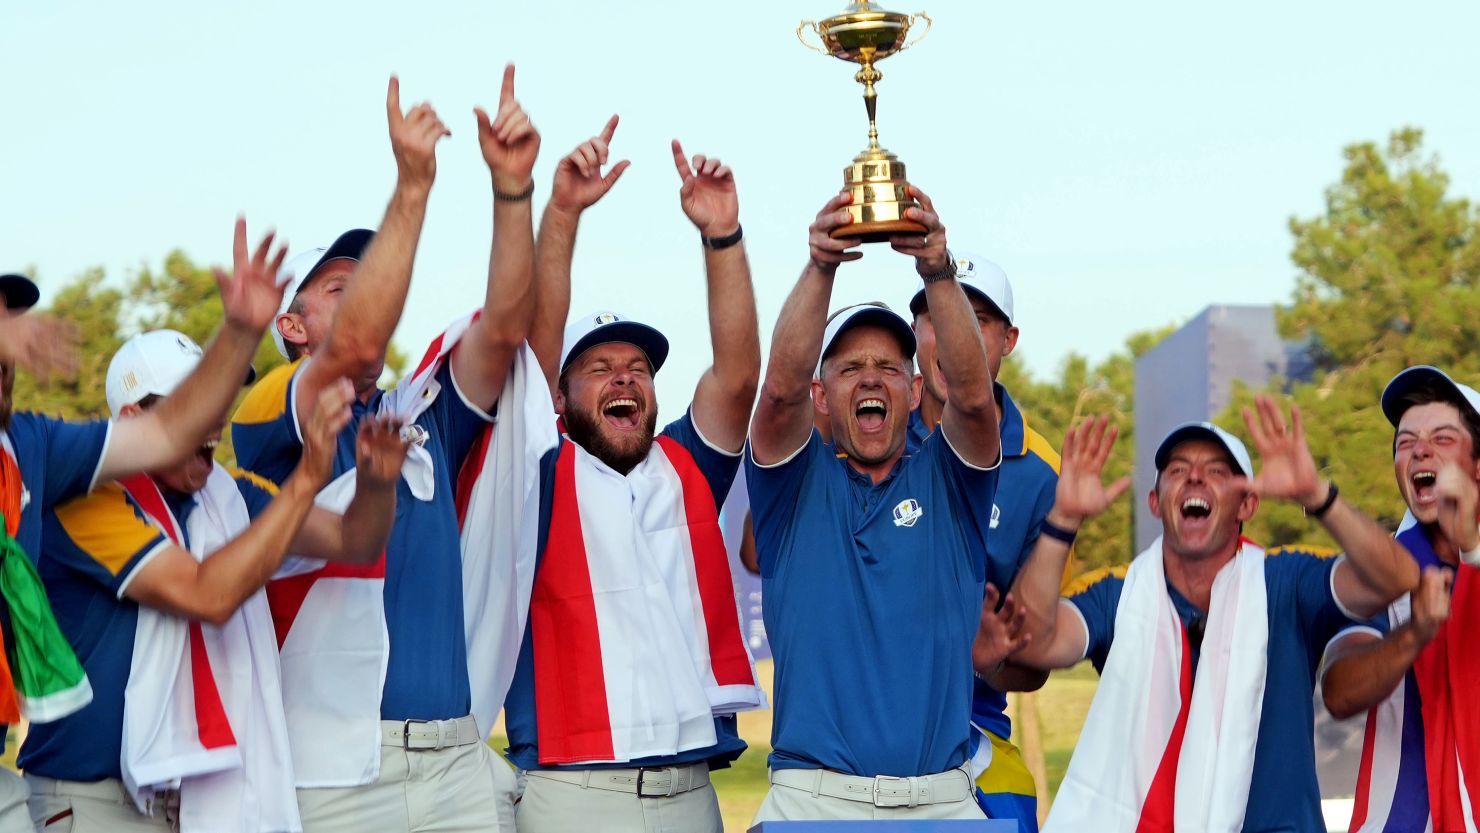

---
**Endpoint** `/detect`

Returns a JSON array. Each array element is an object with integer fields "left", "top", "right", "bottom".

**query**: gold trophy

[{"left": 798, "top": 1, "right": 932, "bottom": 242}]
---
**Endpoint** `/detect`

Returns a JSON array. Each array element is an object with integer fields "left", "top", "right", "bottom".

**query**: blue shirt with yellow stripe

[
  {"left": 908, "top": 385, "right": 1062, "bottom": 827},
  {"left": 1066, "top": 547, "right": 1360, "bottom": 833},
  {"left": 21, "top": 469, "right": 276, "bottom": 781},
  {"left": 230, "top": 358, "right": 494, "bottom": 722}
]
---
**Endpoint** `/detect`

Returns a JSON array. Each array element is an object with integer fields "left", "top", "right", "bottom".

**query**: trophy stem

[{"left": 856, "top": 56, "right": 882, "bottom": 150}]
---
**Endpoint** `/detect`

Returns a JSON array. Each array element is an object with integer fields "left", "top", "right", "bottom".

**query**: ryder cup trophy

[{"left": 798, "top": 1, "right": 933, "bottom": 242}]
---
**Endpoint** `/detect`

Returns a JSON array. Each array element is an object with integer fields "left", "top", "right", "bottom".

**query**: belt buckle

[
  {"left": 637, "top": 767, "right": 675, "bottom": 798},
  {"left": 871, "top": 774, "right": 911, "bottom": 808},
  {"left": 401, "top": 718, "right": 433, "bottom": 750}
]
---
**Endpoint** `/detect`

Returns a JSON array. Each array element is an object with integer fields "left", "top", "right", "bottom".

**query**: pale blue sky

[{"left": 5, "top": 0, "right": 1478, "bottom": 418}]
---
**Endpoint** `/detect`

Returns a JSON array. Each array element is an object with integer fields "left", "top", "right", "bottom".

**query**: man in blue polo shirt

[
  {"left": 501, "top": 124, "right": 763, "bottom": 833},
  {"left": 24, "top": 330, "right": 403, "bottom": 832},
  {"left": 0, "top": 228, "right": 290, "bottom": 832},
  {"left": 999, "top": 403, "right": 1419, "bottom": 832},
  {"left": 908, "top": 252, "right": 1063, "bottom": 827},
  {"left": 230, "top": 70, "right": 541, "bottom": 832},
  {"left": 747, "top": 189, "right": 1002, "bottom": 821}
]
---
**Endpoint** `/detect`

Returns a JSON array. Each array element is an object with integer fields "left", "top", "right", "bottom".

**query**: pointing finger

[
  {"left": 599, "top": 114, "right": 620, "bottom": 145},
  {"left": 499, "top": 63, "right": 516, "bottom": 106},
  {"left": 671, "top": 139, "right": 692, "bottom": 180}
]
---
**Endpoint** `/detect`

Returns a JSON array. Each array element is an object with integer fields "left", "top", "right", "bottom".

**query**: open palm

[
  {"left": 1239, "top": 394, "right": 1322, "bottom": 504},
  {"left": 1054, "top": 415, "right": 1130, "bottom": 524},
  {"left": 215, "top": 216, "right": 287, "bottom": 333}
]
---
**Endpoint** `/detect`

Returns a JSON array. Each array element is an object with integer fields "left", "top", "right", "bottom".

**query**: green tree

[
  {"left": 1006, "top": 325, "right": 1173, "bottom": 572},
  {"left": 1222, "top": 127, "right": 1480, "bottom": 547}
]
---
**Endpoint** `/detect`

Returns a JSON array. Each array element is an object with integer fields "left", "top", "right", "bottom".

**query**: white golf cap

[
  {"left": 817, "top": 302, "right": 917, "bottom": 377},
  {"left": 1380, "top": 365, "right": 1480, "bottom": 427},
  {"left": 271, "top": 228, "right": 374, "bottom": 359},
  {"left": 908, "top": 251, "right": 1014, "bottom": 324},
  {"left": 560, "top": 311, "right": 670, "bottom": 376},
  {"left": 1154, "top": 421, "right": 1253, "bottom": 478},
  {"left": 106, "top": 330, "right": 257, "bottom": 416}
]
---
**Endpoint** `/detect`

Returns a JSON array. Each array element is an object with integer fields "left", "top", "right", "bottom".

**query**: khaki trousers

[
  {"left": 297, "top": 742, "right": 517, "bottom": 833},
  {"left": 25, "top": 775, "right": 173, "bottom": 832},
  {"left": 516, "top": 770, "right": 723, "bottom": 833},
  {"left": 752, "top": 768, "right": 987, "bottom": 823}
]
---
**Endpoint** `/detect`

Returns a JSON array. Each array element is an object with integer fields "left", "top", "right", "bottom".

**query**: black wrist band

[
  {"left": 494, "top": 181, "right": 535, "bottom": 202},
  {"left": 702, "top": 225, "right": 744, "bottom": 250},
  {"left": 1305, "top": 481, "right": 1339, "bottom": 518},
  {"left": 1040, "top": 519, "right": 1078, "bottom": 546}
]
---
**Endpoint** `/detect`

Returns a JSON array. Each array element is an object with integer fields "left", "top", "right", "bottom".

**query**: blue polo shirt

[
  {"left": 0, "top": 413, "right": 111, "bottom": 748},
  {"left": 231, "top": 357, "right": 494, "bottom": 721},
  {"left": 749, "top": 427, "right": 999, "bottom": 778},
  {"left": 504, "top": 411, "right": 748, "bottom": 772},
  {"left": 21, "top": 470, "right": 276, "bottom": 781},
  {"left": 2, "top": 413, "right": 111, "bottom": 560},
  {"left": 908, "top": 386, "right": 1065, "bottom": 740},
  {"left": 1067, "top": 547, "right": 1361, "bottom": 833}
]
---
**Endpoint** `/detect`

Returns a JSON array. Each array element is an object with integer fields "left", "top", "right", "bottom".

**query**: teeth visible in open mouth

[
  {"left": 1413, "top": 471, "right": 1437, "bottom": 488},
  {"left": 1181, "top": 497, "right": 1210, "bottom": 517},
  {"left": 202, "top": 440, "right": 219, "bottom": 452},
  {"left": 604, "top": 399, "right": 638, "bottom": 413},
  {"left": 856, "top": 398, "right": 886, "bottom": 414}
]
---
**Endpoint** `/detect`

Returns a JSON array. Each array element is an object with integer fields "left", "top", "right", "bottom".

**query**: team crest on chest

[
  {"left": 892, "top": 498, "right": 923, "bottom": 528},
  {"left": 990, "top": 503, "right": 1000, "bottom": 529}
]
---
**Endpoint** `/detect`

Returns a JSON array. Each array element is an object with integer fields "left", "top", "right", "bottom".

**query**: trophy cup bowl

[{"left": 799, "top": 1, "right": 933, "bottom": 242}]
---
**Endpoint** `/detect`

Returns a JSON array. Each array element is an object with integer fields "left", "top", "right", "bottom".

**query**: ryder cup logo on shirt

[
  {"left": 990, "top": 503, "right": 1001, "bottom": 529},
  {"left": 893, "top": 498, "right": 923, "bottom": 528}
]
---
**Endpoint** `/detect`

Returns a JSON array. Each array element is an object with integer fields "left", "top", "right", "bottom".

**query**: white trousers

[
  {"left": 297, "top": 742, "right": 518, "bottom": 833},
  {"left": 25, "top": 775, "right": 173, "bottom": 832},
  {"left": 0, "top": 769, "right": 28, "bottom": 833},
  {"left": 516, "top": 770, "right": 723, "bottom": 833}
]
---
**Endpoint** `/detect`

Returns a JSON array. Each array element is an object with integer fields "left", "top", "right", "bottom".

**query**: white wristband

[{"left": 1461, "top": 539, "right": 1480, "bottom": 568}]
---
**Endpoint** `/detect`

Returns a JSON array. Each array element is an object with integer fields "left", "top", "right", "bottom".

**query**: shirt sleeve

[
  {"left": 230, "top": 360, "right": 306, "bottom": 485},
  {"left": 32, "top": 414, "right": 111, "bottom": 507},
  {"left": 426, "top": 361, "right": 498, "bottom": 472},
  {"left": 659, "top": 409, "right": 742, "bottom": 510},
  {"left": 1279, "top": 549, "right": 1367, "bottom": 650},
  {"left": 1066, "top": 571, "right": 1124, "bottom": 672},
  {"left": 46, "top": 484, "right": 171, "bottom": 598},
  {"left": 744, "top": 430, "right": 824, "bottom": 578},
  {"left": 229, "top": 467, "right": 280, "bottom": 519}
]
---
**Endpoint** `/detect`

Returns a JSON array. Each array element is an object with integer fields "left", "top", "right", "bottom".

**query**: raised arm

[
  {"left": 1324, "top": 565, "right": 1451, "bottom": 718},
  {"left": 1240, "top": 395, "right": 1420, "bottom": 617},
  {"left": 671, "top": 140, "right": 759, "bottom": 452},
  {"left": 123, "top": 380, "right": 355, "bottom": 625},
  {"left": 294, "top": 76, "right": 448, "bottom": 424},
  {"left": 451, "top": 64, "right": 541, "bottom": 412},
  {"left": 892, "top": 187, "right": 998, "bottom": 467},
  {"left": 101, "top": 219, "right": 285, "bottom": 483},
  {"left": 530, "top": 116, "right": 630, "bottom": 393},
  {"left": 1005, "top": 417, "right": 1129, "bottom": 672},
  {"left": 750, "top": 193, "right": 858, "bottom": 464},
  {"left": 290, "top": 414, "right": 409, "bottom": 564}
]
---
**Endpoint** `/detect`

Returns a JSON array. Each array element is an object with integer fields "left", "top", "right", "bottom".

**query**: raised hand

[
  {"left": 671, "top": 140, "right": 738, "bottom": 238},
  {"left": 0, "top": 313, "right": 79, "bottom": 384},
  {"left": 1238, "top": 394, "right": 1325, "bottom": 507},
  {"left": 972, "top": 584, "right": 1031, "bottom": 674},
  {"left": 1051, "top": 415, "right": 1131, "bottom": 527},
  {"left": 808, "top": 191, "right": 862, "bottom": 272},
  {"left": 1434, "top": 460, "right": 1480, "bottom": 558},
  {"left": 1410, "top": 565, "right": 1454, "bottom": 643},
  {"left": 474, "top": 64, "right": 541, "bottom": 192},
  {"left": 354, "top": 415, "right": 411, "bottom": 488},
  {"left": 215, "top": 216, "right": 288, "bottom": 334},
  {"left": 550, "top": 115, "right": 630, "bottom": 214},
  {"left": 890, "top": 185, "right": 951, "bottom": 276},
  {"left": 387, "top": 75, "right": 451, "bottom": 192},
  {"left": 300, "top": 378, "right": 355, "bottom": 486}
]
